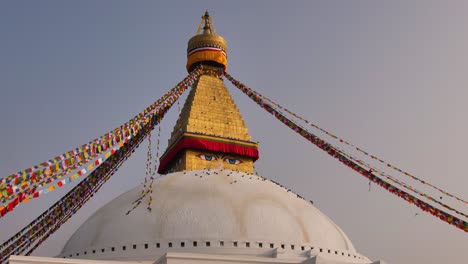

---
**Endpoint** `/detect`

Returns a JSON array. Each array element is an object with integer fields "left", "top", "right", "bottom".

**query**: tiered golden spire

[{"left": 158, "top": 12, "right": 258, "bottom": 174}]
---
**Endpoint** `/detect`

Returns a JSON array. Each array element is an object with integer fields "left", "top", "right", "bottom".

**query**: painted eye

[
  {"left": 200, "top": 154, "right": 216, "bottom": 161},
  {"left": 225, "top": 158, "right": 240, "bottom": 165}
]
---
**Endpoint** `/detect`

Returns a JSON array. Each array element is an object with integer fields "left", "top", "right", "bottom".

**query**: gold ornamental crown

[{"left": 186, "top": 11, "right": 228, "bottom": 71}]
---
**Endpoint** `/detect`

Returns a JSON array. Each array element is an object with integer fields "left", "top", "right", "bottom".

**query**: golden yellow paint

[
  {"left": 159, "top": 12, "right": 257, "bottom": 174},
  {"left": 161, "top": 74, "right": 257, "bottom": 174},
  {"left": 168, "top": 74, "right": 252, "bottom": 145},
  {"left": 186, "top": 50, "right": 227, "bottom": 71}
]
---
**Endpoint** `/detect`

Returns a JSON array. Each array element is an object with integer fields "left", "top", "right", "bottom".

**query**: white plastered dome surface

[{"left": 61, "top": 170, "right": 362, "bottom": 260}]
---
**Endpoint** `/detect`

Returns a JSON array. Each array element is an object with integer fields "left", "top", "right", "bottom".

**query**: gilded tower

[{"left": 158, "top": 11, "right": 259, "bottom": 174}]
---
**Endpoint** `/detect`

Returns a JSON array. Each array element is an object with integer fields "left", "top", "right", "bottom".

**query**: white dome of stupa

[
  {"left": 60, "top": 170, "right": 370, "bottom": 263},
  {"left": 6, "top": 12, "right": 384, "bottom": 264}
]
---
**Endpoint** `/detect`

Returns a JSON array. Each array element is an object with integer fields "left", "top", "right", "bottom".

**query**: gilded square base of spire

[
  {"left": 158, "top": 132, "right": 258, "bottom": 174},
  {"left": 159, "top": 73, "right": 258, "bottom": 174}
]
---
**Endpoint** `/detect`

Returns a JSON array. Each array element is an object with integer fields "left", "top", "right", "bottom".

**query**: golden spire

[{"left": 159, "top": 12, "right": 258, "bottom": 174}]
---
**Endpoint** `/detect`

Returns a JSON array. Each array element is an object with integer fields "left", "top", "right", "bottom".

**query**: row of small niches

[{"left": 64, "top": 241, "right": 365, "bottom": 260}]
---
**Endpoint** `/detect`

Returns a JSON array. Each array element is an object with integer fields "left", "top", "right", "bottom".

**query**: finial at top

[
  {"left": 187, "top": 11, "right": 228, "bottom": 72},
  {"left": 196, "top": 10, "right": 217, "bottom": 35}
]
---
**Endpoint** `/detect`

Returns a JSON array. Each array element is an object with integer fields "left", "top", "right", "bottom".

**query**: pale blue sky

[{"left": 0, "top": 1, "right": 467, "bottom": 264}]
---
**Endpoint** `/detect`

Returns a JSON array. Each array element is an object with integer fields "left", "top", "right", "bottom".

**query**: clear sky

[{"left": 1, "top": 1, "right": 467, "bottom": 264}]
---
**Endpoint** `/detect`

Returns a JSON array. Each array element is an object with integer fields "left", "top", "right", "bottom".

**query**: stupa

[{"left": 9, "top": 12, "right": 386, "bottom": 264}]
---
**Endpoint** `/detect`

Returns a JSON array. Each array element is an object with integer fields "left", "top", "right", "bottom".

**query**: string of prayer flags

[
  {"left": 0, "top": 68, "right": 201, "bottom": 260},
  {"left": 0, "top": 150, "right": 101, "bottom": 204},
  {"left": 224, "top": 71, "right": 468, "bottom": 232},
  {"left": 147, "top": 124, "right": 161, "bottom": 211},
  {"left": 0, "top": 67, "right": 202, "bottom": 219},
  {"left": 0, "top": 66, "right": 203, "bottom": 190},
  {"left": 336, "top": 144, "right": 468, "bottom": 218},
  {"left": 127, "top": 123, "right": 162, "bottom": 215},
  {"left": 246, "top": 86, "right": 467, "bottom": 205}
]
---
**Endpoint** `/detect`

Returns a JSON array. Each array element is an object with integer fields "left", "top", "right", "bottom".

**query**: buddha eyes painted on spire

[
  {"left": 198, "top": 153, "right": 242, "bottom": 165},
  {"left": 225, "top": 158, "right": 240, "bottom": 165},
  {"left": 199, "top": 154, "right": 216, "bottom": 161}
]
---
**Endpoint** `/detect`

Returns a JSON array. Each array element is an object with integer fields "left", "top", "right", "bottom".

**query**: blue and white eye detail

[
  {"left": 199, "top": 154, "right": 216, "bottom": 161},
  {"left": 225, "top": 158, "right": 241, "bottom": 165}
]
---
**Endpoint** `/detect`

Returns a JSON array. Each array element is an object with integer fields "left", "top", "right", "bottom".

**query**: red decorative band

[
  {"left": 158, "top": 136, "right": 259, "bottom": 173},
  {"left": 188, "top": 47, "right": 227, "bottom": 57}
]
